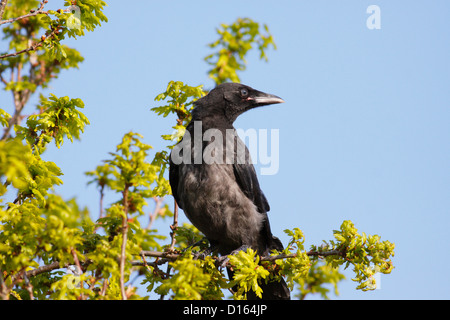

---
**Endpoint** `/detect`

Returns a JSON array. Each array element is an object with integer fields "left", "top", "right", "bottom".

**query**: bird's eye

[{"left": 240, "top": 88, "right": 248, "bottom": 97}]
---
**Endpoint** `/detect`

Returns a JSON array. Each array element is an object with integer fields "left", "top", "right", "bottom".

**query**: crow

[{"left": 169, "top": 82, "right": 290, "bottom": 300}]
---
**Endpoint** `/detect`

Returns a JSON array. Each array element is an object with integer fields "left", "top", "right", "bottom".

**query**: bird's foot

[
  {"left": 216, "top": 245, "right": 251, "bottom": 268},
  {"left": 193, "top": 245, "right": 216, "bottom": 260},
  {"left": 183, "top": 238, "right": 217, "bottom": 260},
  {"left": 215, "top": 255, "right": 230, "bottom": 268}
]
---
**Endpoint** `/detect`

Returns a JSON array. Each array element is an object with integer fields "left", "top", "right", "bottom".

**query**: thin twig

[
  {"left": 0, "top": 2, "right": 67, "bottom": 61},
  {"left": 146, "top": 196, "right": 164, "bottom": 230},
  {"left": 100, "top": 279, "right": 108, "bottom": 297},
  {"left": 0, "top": 0, "right": 9, "bottom": 21},
  {"left": 71, "top": 249, "right": 83, "bottom": 274},
  {"left": 71, "top": 248, "right": 85, "bottom": 300},
  {"left": 25, "top": 261, "right": 66, "bottom": 278},
  {"left": 0, "top": 0, "right": 48, "bottom": 26},
  {"left": 0, "top": 266, "right": 10, "bottom": 300},
  {"left": 23, "top": 272, "right": 34, "bottom": 300},
  {"left": 119, "top": 185, "right": 130, "bottom": 300},
  {"left": 169, "top": 200, "right": 178, "bottom": 251},
  {"left": 159, "top": 201, "right": 179, "bottom": 300},
  {"left": 99, "top": 185, "right": 105, "bottom": 219},
  {"left": 0, "top": 72, "right": 8, "bottom": 85},
  {"left": 0, "top": 22, "right": 60, "bottom": 142},
  {"left": 0, "top": 43, "right": 42, "bottom": 59},
  {"left": 262, "top": 249, "right": 346, "bottom": 262},
  {"left": 93, "top": 184, "right": 105, "bottom": 233},
  {"left": 0, "top": 25, "right": 60, "bottom": 60},
  {"left": 140, "top": 250, "right": 180, "bottom": 261}
]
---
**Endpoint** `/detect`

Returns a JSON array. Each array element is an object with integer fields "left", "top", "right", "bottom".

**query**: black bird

[{"left": 169, "top": 82, "right": 290, "bottom": 300}]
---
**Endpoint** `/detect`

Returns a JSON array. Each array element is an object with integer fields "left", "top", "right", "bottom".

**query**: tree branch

[
  {"left": 17, "top": 248, "right": 347, "bottom": 283},
  {"left": 0, "top": 24, "right": 60, "bottom": 141},
  {"left": 146, "top": 196, "right": 164, "bottom": 230},
  {"left": 0, "top": 43, "right": 42, "bottom": 60},
  {"left": 0, "top": 1, "right": 68, "bottom": 61},
  {"left": 140, "top": 250, "right": 180, "bottom": 261},
  {"left": 21, "top": 256, "right": 168, "bottom": 281},
  {"left": 168, "top": 200, "right": 178, "bottom": 251},
  {"left": 138, "top": 248, "right": 347, "bottom": 265},
  {"left": 0, "top": 24, "right": 61, "bottom": 60},
  {"left": 119, "top": 185, "right": 130, "bottom": 300},
  {"left": 0, "top": 0, "right": 8, "bottom": 21},
  {"left": 157, "top": 200, "right": 179, "bottom": 300},
  {"left": 0, "top": 0, "right": 48, "bottom": 26},
  {"left": 71, "top": 248, "right": 85, "bottom": 300},
  {"left": 262, "top": 249, "right": 346, "bottom": 262},
  {"left": 25, "top": 261, "right": 67, "bottom": 278}
]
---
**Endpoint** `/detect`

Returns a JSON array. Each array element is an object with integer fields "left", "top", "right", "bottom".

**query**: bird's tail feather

[{"left": 247, "top": 276, "right": 290, "bottom": 300}]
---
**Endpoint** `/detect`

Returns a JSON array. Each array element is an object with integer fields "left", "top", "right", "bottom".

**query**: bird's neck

[{"left": 189, "top": 115, "right": 234, "bottom": 132}]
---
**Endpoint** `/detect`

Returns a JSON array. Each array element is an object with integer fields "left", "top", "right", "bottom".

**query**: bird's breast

[{"left": 177, "top": 163, "right": 264, "bottom": 254}]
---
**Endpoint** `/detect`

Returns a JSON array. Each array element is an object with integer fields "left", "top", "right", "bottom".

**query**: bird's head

[{"left": 192, "top": 83, "right": 284, "bottom": 123}]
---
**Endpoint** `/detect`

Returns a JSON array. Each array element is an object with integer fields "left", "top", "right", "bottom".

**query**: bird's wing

[
  {"left": 232, "top": 138, "right": 287, "bottom": 253},
  {"left": 233, "top": 161, "right": 270, "bottom": 214},
  {"left": 231, "top": 134, "right": 270, "bottom": 213},
  {"left": 233, "top": 159, "right": 286, "bottom": 253}
]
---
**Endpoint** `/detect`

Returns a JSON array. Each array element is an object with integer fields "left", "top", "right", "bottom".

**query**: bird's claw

[
  {"left": 192, "top": 250, "right": 211, "bottom": 260},
  {"left": 216, "top": 245, "right": 251, "bottom": 268},
  {"left": 183, "top": 238, "right": 217, "bottom": 260},
  {"left": 215, "top": 255, "right": 230, "bottom": 268}
]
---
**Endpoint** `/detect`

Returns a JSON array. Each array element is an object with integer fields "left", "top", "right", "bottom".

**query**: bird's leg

[
  {"left": 183, "top": 238, "right": 208, "bottom": 251},
  {"left": 183, "top": 238, "right": 218, "bottom": 260},
  {"left": 194, "top": 243, "right": 218, "bottom": 260},
  {"left": 216, "top": 245, "right": 251, "bottom": 268}
]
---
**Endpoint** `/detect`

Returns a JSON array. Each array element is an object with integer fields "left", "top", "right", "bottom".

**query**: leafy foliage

[
  {"left": 0, "top": 109, "right": 11, "bottom": 127},
  {"left": 321, "top": 220, "right": 395, "bottom": 291},
  {"left": 1, "top": 0, "right": 107, "bottom": 61},
  {"left": 228, "top": 249, "right": 270, "bottom": 299},
  {"left": 294, "top": 261, "right": 346, "bottom": 300},
  {"left": 0, "top": 6, "right": 395, "bottom": 300},
  {"left": 153, "top": 250, "right": 226, "bottom": 300},
  {"left": 152, "top": 80, "right": 205, "bottom": 148},
  {"left": 205, "top": 17, "right": 276, "bottom": 84},
  {"left": 15, "top": 94, "right": 89, "bottom": 154}
]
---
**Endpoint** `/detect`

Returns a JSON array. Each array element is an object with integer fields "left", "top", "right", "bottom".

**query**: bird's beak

[{"left": 251, "top": 90, "right": 285, "bottom": 106}]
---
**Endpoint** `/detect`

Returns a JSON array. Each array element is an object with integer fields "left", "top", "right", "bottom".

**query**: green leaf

[{"left": 205, "top": 17, "right": 276, "bottom": 84}]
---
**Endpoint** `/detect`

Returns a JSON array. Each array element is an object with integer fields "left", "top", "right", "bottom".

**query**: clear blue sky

[{"left": 2, "top": 1, "right": 449, "bottom": 299}]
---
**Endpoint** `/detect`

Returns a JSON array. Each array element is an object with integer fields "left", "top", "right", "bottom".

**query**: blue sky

[{"left": 2, "top": 1, "right": 449, "bottom": 299}]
